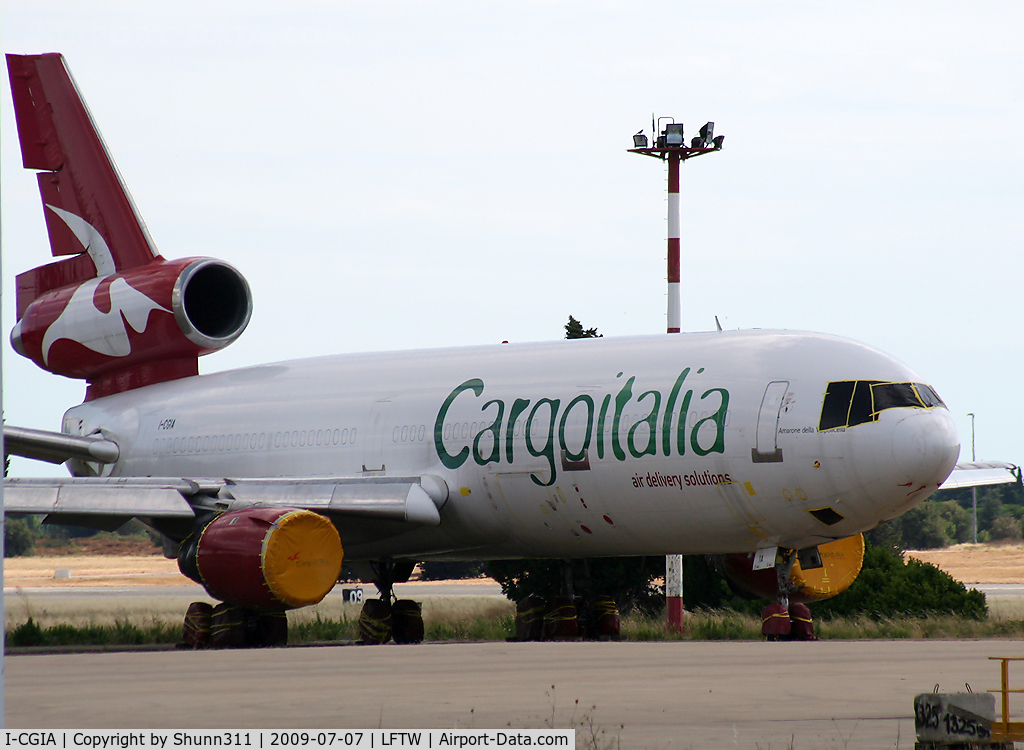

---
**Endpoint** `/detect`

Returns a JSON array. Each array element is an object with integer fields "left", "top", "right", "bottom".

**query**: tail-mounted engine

[
  {"left": 12, "top": 257, "right": 251, "bottom": 399},
  {"left": 178, "top": 507, "right": 344, "bottom": 611}
]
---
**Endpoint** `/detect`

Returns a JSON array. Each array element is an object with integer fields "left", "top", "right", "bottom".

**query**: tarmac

[{"left": 7, "top": 638, "right": 1023, "bottom": 748}]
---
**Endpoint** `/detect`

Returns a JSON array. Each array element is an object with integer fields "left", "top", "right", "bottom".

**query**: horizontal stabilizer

[
  {"left": 4, "top": 425, "right": 119, "bottom": 465},
  {"left": 939, "top": 462, "right": 1020, "bottom": 490}
]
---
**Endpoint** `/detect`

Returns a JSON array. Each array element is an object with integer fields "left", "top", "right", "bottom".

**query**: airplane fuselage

[{"left": 61, "top": 329, "right": 960, "bottom": 562}]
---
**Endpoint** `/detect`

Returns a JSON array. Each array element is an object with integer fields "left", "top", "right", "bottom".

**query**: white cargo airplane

[{"left": 3, "top": 53, "right": 966, "bottom": 644}]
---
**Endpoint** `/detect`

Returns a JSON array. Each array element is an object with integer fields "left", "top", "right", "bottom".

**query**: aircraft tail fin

[
  {"left": 7, "top": 53, "right": 252, "bottom": 401},
  {"left": 7, "top": 53, "right": 161, "bottom": 317}
]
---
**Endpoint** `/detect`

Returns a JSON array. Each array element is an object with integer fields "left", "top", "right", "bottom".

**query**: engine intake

[
  {"left": 179, "top": 507, "right": 344, "bottom": 611},
  {"left": 173, "top": 259, "right": 252, "bottom": 349}
]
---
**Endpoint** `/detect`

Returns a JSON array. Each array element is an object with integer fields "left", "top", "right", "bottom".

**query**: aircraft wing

[
  {"left": 939, "top": 462, "right": 1020, "bottom": 490},
  {"left": 4, "top": 475, "right": 445, "bottom": 527}
]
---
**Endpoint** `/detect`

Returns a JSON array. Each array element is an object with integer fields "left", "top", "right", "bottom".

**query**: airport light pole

[
  {"left": 629, "top": 118, "right": 723, "bottom": 632},
  {"left": 628, "top": 118, "right": 724, "bottom": 333},
  {"left": 969, "top": 412, "right": 977, "bottom": 544}
]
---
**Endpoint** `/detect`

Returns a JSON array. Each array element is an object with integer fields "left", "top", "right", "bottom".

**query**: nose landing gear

[{"left": 760, "top": 549, "right": 818, "bottom": 641}]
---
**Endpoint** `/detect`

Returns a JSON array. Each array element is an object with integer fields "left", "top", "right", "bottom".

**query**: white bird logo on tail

[{"left": 41, "top": 207, "right": 170, "bottom": 364}]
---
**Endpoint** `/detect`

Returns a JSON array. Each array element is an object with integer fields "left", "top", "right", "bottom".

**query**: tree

[
  {"left": 418, "top": 561, "right": 485, "bottom": 580},
  {"left": 989, "top": 515, "right": 1022, "bottom": 541},
  {"left": 866, "top": 500, "right": 972, "bottom": 551},
  {"left": 5, "top": 517, "right": 38, "bottom": 557},
  {"left": 565, "top": 315, "right": 602, "bottom": 340}
]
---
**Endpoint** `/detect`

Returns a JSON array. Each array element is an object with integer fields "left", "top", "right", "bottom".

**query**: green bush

[
  {"left": 4, "top": 618, "right": 179, "bottom": 647},
  {"left": 811, "top": 542, "right": 986, "bottom": 621},
  {"left": 989, "top": 515, "right": 1022, "bottom": 541},
  {"left": 418, "top": 561, "right": 485, "bottom": 581},
  {"left": 487, "top": 557, "right": 665, "bottom": 614},
  {"left": 4, "top": 518, "right": 38, "bottom": 557},
  {"left": 868, "top": 500, "right": 973, "bottom": 551},
  {"left": 899, "top": 503, "right": 954, "bottom": 549}
]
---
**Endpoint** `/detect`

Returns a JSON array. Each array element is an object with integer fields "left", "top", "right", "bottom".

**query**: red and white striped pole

[
  {"left": 630, "top": 120, "right": 722, "bottom": 634},
  {"left": 667, "top": 152, "right": 681, "bottom": 334},
  {"left": 666, "top": 151, "right": 684, "bottom": 632}
]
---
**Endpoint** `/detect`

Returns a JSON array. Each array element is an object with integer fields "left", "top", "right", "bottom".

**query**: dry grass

[
  {"left": 907, "top": 541, "right": 1024, "bottom": 583},
  {"left": 4, "top": 590, "right": 212, "bottom": 630},
  {"left": 4, "top": 555, "right": 183, "bottom": 588}
]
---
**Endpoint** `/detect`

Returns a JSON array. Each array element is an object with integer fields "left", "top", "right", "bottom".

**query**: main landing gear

[
  {"left": 357, "top": 560, "right": 425, "bottom": 645},
  {"left": 181, "top": 602, "right": 288, "bottom": 649},
  {"left": 513, "top": 560, "right": 622, "bottom": 642},
  {"left": 761, "top": 549, "right": 817, "bottom": 642}
]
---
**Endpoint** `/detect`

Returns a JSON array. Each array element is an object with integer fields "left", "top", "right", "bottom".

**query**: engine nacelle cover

[
  {"left": 184, "top": 507, "right": 343, "bottom": 611},
  {"left": 12, "top": 257, "right": 251, "bottom": 382},
  {"left": 716, "top": 534, "right": 865, "bottom": 603}
]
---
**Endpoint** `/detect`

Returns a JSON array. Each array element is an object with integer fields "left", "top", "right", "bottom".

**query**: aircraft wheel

[
  {"left": 250, "top": 611, "right": 289, "bottom": 647},
  {"left": 761, "top": 603, "right": 791, "bottom": 640},
  {"left": 182, "top": 602, "right": 213, "bottom": 649},
  {"left": 392, "top": 599, "right": 424, "bottom": 644},
  {"left": 788, "top": 602, "right": 817, "bottom": 641},
  {"left": 359, "top": 599, "right": 393, "bottom": 644},
  {"left": 543, "top": 596, "right": 578, "bottom": 640},
  {"left": 209, "top": 603, "right": 247, "bottom": 648},
  {"left": 589, "top": 596, "right": 621, "bottom": 640},
  {"left": 515, "top": 596, "right": 545, "bottom": 641}
]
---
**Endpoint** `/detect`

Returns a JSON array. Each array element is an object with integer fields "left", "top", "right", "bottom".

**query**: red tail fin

[
  {"left": 7, "top": 54, "right": 251, "bottom": 401},
  {"left": 7, "top": 53, "right": 161, "bottom": 317}
]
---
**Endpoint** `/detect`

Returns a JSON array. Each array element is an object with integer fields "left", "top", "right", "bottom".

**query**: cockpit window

[
  {"left": 818, "top": 380, "right": 946, "bottom": 430},
  {"left": 915, "top": 383, "right": 947, "bottom": 408},
  {"left": 871, "top": 382, "right": 924, "bottom": 412},
  {"left": 819, "top": 381, "right": 856, "bottom": 430},
  {"left": 849, "top": 380, "right": 879, "bottom": 427}
]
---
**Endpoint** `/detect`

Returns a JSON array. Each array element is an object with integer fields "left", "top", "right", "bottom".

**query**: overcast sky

[{"left": 2, "top": 1, "right": 1021, "bottom": 478}]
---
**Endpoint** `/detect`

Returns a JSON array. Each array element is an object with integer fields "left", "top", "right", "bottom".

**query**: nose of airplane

[{"left": 890, "top": 410, "right": 960, "bottom": 488}]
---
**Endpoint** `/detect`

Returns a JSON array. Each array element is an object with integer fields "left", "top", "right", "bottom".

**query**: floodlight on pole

[{"left": 628, "top": 116, "right": 723, "bottom": 632}]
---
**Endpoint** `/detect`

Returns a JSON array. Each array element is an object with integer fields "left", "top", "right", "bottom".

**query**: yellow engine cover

[
  {"left": 261, "top": 509, "right": 344, "bottom": 608},
  {"left": 790, "top": 533, "right": 865, "bottom": 601}
]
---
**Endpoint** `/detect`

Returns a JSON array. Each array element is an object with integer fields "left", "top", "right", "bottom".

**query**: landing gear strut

[
  {"left": 513, "top": 559, "right": 621, "bottom": 641},
  {"left": 760, "top": 548, "right": 817, "bottom": 641},
  {"left": 357, "top": 560, "right": 424, "bottom": 645}
]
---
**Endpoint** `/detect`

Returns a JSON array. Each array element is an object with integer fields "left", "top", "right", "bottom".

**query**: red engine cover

[
  {"left": 194, "top": 507, "right": 344, "bottom": 611},
  {"left": 12, "top": 256, "right": 250, "bottom": 399}
]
